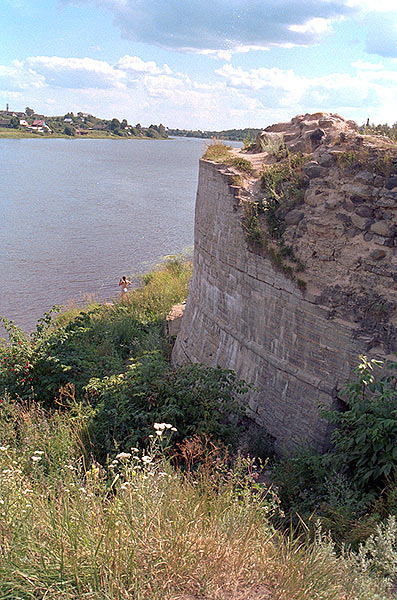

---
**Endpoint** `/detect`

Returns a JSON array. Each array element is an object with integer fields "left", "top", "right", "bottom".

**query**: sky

[{"left": 1, "top": 0, "right": 396, "bottom": 129}]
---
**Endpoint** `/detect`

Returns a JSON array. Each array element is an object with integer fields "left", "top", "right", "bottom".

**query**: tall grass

[{"left": 0, "top": 400, "right": 392, "bottom": 600}]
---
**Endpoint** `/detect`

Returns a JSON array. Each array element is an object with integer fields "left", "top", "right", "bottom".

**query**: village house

[{"left": 30, "top": 119, "right": 52, "bottom": 133}]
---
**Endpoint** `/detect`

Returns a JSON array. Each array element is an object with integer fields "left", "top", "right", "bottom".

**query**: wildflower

[
  {"left": 31, "top": 455, "right": 42, "bottom": 462},
  {"left": 33, "top": 450, "right": 44, "bottom": 455},
  {"left": 0, "top": 446, "right": 8, "bottom": 452},
  {"left": 131, "top": 447, "right": 139, "bottom": 452},
  {"left": 155, "top": 430, "right": 163, "bottom": 436},
  {"left": 116, "top": 452, "right": 131, "bottom": 460},
  {"left": 141, "top": 456, "right": 152, "bottom": 464},
  {"left": 120, "top": 482, "right": 130, "bottom": 490}
]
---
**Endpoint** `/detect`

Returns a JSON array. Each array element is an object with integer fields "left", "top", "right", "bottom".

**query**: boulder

[
  {"left": 371, "top": 220, "right": 391, "bottom": 237},
  {"left": 304, "top": 162, "right": 327, "bottom": 178},
  {"left": 369, "top": 249, "right": 386, "bottom": 260},
  {"left": 285, "top": 210, "right": 304, "bottom": 226}
]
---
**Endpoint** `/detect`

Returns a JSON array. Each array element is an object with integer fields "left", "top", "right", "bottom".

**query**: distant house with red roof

[{"left": 31, "top": 119, "right": 52, "bottom": 133}]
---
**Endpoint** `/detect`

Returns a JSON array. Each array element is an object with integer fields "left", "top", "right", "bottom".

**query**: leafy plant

[
  {"left": 322, "top": 356, "right": 397, "bottom": 488},
  {"left": 84, "top": 352, "right": 251, "bottom": 461}
]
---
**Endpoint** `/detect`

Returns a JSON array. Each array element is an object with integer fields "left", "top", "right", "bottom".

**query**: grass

[
  {"left": 202, "top": 141, "right": 256, "bottom": 175},
  {"left": 0, "top": 400, "right": 392, "bottom": 600}
]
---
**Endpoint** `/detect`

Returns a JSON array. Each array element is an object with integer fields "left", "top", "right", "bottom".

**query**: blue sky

[{"left": 1, "top": 0, "right": 396, "bottom": 129}]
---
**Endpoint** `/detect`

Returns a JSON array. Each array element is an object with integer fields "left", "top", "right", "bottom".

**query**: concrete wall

[{"left": 172, "top": 160, "right": 366, "bottom": 453}]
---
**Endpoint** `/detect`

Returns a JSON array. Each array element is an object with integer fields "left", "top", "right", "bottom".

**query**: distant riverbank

[{"left": 0, "top": 127, "right": 169, "bottom": 140}]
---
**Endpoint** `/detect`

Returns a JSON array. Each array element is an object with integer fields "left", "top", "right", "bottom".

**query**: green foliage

[
  {"left": 322, "top": 356, "right": 397, "bottom": 488},
  {"left": 85, "top": 353, "right": 250, "bottom": 460},
  {"left": 242, "top": 202, "right": 265, "bottom": 247},
  {"left": 64, "top": 124, "right": 76, "bottom": 136},
  {"left": 202, "top": 140, "right": 232, "bottom": 162},
  {"left": 230, "top": 155, "right": 255, "bottom": 175},
  {"left": 202, "top": 142, "right": 255, "bottom": 174},
  {"left": 361, "top": 121, "right": 397, "bottom": 142},
  {"left": 0, "top": 259, "right": 192, "bottom": 406}
]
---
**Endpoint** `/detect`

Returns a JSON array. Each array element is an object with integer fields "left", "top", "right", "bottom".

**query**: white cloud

[
  {"left": 289, "top": 17, "right": 334, "bottom": 36},
  {"left": 352, "top": 59, "right": 384, "bottom": 70},
  {"left": 76, "top": 0, "right": 355, "bottom": 55},
  {"left": 3, "top": 49, "right": 396, "bottom": 129},
  {"left": 25, "top": 56, "right": 127, "bottom": 89},
  {"left": 117, "top": 55, "right": 172, "bottom": 75},
  {"left": 216, "top": 60, "right": 396, "bottom": 118}
]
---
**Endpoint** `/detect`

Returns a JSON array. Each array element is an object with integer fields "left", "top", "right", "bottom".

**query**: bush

[
  {"left": 85, "top": 353, "right": 250, "bottom": 460},
  {"left": 322, "top": 356, "right": 397, "bottom": 489}
]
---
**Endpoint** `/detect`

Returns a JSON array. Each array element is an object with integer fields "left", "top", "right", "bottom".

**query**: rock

[
  {"left": 304, "top": 162, "right": 327, "bottom": 178},
  {"left": 285, "top": 210, "right": 304, "bottom": 226},
  {"left": 166, "top": 303, "right": 186, "bottom": 337},
  {"left": 371, "top": 220, "right": 391, "bottom": 237},
  {"left": 255, "top": 131, "right": 284, "bottom": 152},
  {"left": 369, "top": 249, "right": 386, "bottom": 260},
  {"left": 382, "top": 189, "right": 397, "bottom": 201},
  {"left": 325, "top": 194, "right": 341, "bottom": 209},
  {"left": 345, "top": 228, "right": 360, "bottom": 238},
  {"left": 355, "top": 171, "right": 374, "bottom": 185},
  {"left": 305, "top": 189, "right": 322, "bottom": 207},
  {"left": 385, "top": 175, "right": 397, "bottom": 190},
  {"left": 355, "top": 206, "right": 374, "bottom": 218},
  {"left": 336, "top": 213, "right": 352, "bottom": 225},
  {"left": 317, "top": 152, "right": 334, "bottom": 168},
  {"left": 342, "top": 183, "right": 373, "bottom": 198},
  {"left": 373, "top": 175, "right": 385, "bottom": 187},
  {"left": 351, "top": 214, "right": 371, "bottom": 230},
  {"left": 375, "top": 196, "right": 396, "bottom": 208},
  {"left": 308, "top": 128, "right": 325, "bottom": 146},
  {"left": 318, "top": 118, "right": 335, "bottom": 128},
  {"left": 363, "top": 232, "right": 373, "bottom": 241}
]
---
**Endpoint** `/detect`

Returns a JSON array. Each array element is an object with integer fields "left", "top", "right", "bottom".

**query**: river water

[{"left": 0, "top": 137, "right": 241, "bottom": 333}]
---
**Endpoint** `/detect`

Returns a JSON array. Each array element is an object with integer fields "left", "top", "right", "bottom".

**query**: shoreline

[{"left": 0, "top": 128, "right": 168, "bottom": 140}]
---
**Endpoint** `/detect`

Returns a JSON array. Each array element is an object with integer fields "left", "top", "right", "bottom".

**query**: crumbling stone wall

[{"left": 172, "top": 114, "right": 396, "bottom": 453}]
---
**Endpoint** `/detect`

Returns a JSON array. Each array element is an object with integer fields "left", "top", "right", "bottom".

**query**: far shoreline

[{"left": 0, "top": 127, "right": 169, "bottom": 141}]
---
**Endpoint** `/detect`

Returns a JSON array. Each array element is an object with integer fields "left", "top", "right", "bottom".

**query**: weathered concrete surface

[{"left": 172, "top": 113, "right": 396, "bottom": 454}]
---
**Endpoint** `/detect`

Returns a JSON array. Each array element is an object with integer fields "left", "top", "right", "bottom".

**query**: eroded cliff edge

[{"left": 172, "top": 113, "right": 396, "bottom": 453}]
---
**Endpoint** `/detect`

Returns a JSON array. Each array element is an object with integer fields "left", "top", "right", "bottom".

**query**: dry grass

[{"left": 0, "top": 401, "right": 390, "bottom": 600}]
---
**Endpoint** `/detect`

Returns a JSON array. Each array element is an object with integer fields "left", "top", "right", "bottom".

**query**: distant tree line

[{"left": 167, "top": 127, "right": 262, "bottom": 142}]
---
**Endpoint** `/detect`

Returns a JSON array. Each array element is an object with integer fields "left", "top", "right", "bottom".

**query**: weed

[
  {"left": 230, "top": 155, "right": 255, "bottom": 175},
  {"left": 202, "top": 139, "right": 232, "bottom": 162}
]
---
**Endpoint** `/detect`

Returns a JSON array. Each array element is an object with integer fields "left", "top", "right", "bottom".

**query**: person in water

[{"left": 119, "top": 275, "right": 132, "bottom": 302}]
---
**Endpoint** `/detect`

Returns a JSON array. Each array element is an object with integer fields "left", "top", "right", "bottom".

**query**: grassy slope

[{"left": 0, "top": 260, "right": 394, "bottom": 599}]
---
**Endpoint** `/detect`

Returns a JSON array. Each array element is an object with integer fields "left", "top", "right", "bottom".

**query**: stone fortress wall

[{"left": 172, "top": 114, "right": 396, "bottom": 453}]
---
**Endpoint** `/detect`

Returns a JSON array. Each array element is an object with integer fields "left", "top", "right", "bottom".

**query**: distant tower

[
  {"left": 6, "top": 103, "right": 9, "bottom": 113},
  {"left": 366, "top": 118, "right": 370, "bottom": 127}
]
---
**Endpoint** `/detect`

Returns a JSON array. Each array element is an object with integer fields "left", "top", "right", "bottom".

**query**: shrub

[
  {"left": 321, "top": 356, "right": 397, "bottom": 489},
  {"left": 85, "top": 353, "right": 250, "bottom": 460}
]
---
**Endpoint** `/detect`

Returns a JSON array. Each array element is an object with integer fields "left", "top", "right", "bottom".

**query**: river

[{"left": 0, "top": 137, "right": 241, "bottom": 333}]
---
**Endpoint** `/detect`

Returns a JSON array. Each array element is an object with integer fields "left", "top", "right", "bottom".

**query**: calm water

[{"left": 0, "top": 137, "right": 241, "bottom": 333}]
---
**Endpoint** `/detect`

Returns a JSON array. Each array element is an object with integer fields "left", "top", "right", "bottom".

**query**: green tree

[
  {"left": 110, "top": 118, "right": 120, "bottom": 132},
  {"left": 64, "top": 125, "right": 76, "bottom": 136},
  {"left": 10, "top": 116, "right": 19, "bottom": 129},
  {"left": 25, "top": 107, "right": 34, "bottom": 117}
]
